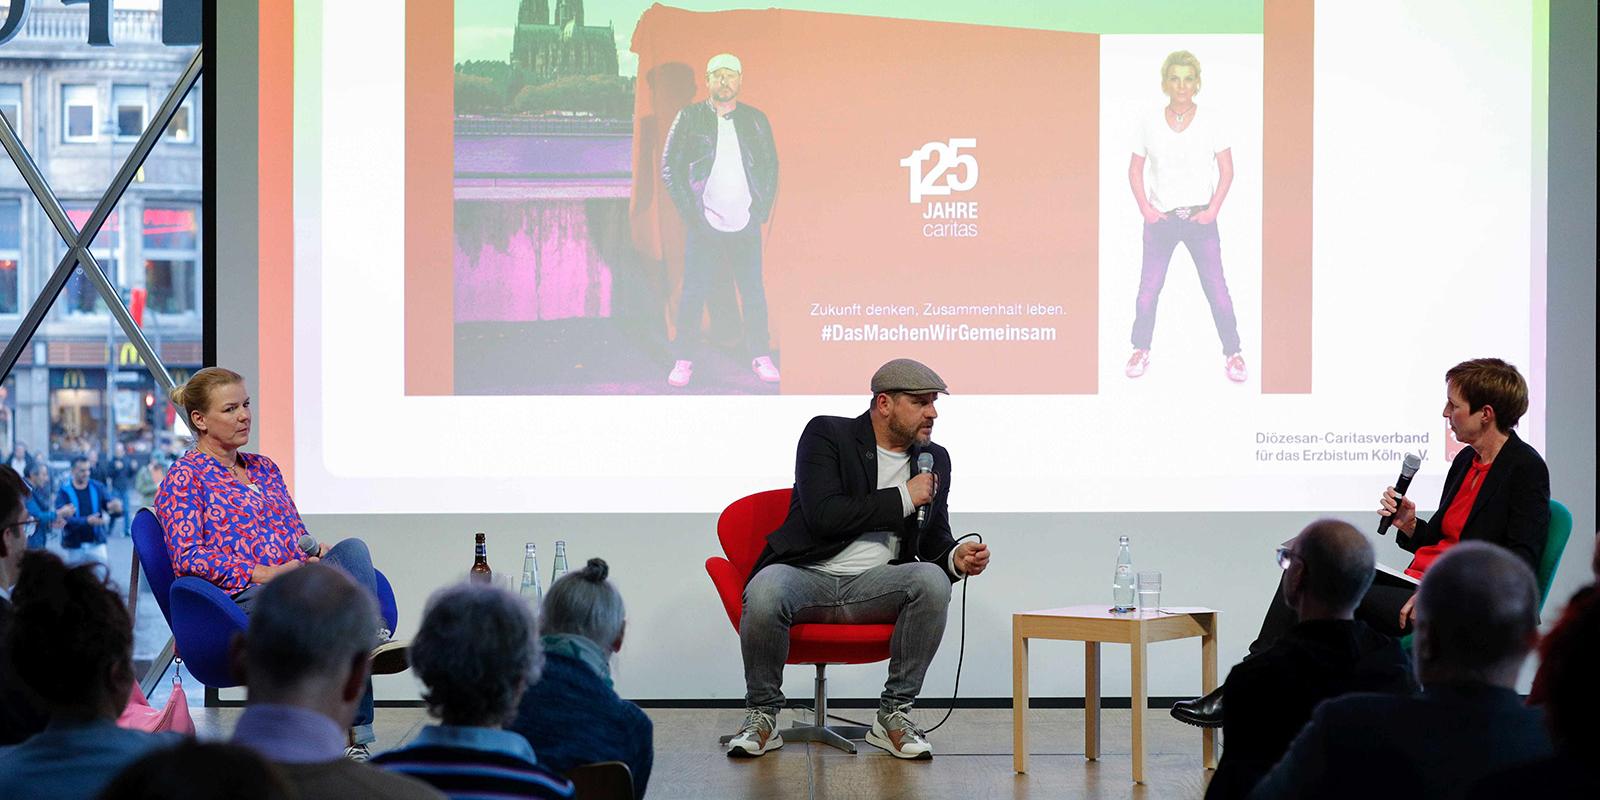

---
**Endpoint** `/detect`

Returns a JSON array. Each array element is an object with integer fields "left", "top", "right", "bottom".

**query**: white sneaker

[
  {"left": 726, "top": 707, "right": 783, "bottom": 758},
  {"left": 866, "top": 704, "right": 933, "bottom": 760},
  {"left": 667, "top": 360, "right": 694, "bottom": 387},
  {"left": 751, "top": 356, "right": 780, "bottom": 383},
  {"left": 1125, "top": 348, "right": 1150, "bottom": 378}
]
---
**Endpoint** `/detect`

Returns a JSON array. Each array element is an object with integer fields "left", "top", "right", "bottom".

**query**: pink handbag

[{"left": 117, "top": 661, "right": 195, "bottom": 735}]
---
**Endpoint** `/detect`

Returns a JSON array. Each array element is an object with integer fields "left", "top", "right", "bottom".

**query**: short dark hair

[
  {"left": 1445, "top": 358, "right": 1529, "bottom": 432},
  {"left": 1415, "top": 542, "right": 1538, "bottom": 680},
  {"left": 1294, "top": 519, "right": 1375, "bottom": 612},
  {"left": 8, "top": 550, "right": 133, "bottom": 713},
  {"left": 70, "top": 455, "right": 90, "bottom": 469}
]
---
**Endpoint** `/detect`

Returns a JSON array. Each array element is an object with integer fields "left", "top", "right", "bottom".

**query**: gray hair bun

[{"left": 580, "top": 558, "right": 609, "bottom": 582}]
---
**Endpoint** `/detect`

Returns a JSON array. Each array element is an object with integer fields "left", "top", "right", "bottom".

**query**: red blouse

[{"left": 1405, "top": 458, "right": 1492, "bottom": 578}]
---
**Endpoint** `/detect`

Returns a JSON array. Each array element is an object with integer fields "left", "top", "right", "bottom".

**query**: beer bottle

[{"left": 470, "top": 532, "right": 492, "bottom": 584}]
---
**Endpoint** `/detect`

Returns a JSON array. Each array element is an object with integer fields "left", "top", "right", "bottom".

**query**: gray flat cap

[{"left": 870, "top": 358, "right": 949, "bottom": 395}]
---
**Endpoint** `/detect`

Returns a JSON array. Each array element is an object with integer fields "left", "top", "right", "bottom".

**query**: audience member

[
  {"left": 373, "top": 582, "right": 574, "bottom": 799},
  {"left": 0, "top": 550, "right": 181, "bottom": 799},
  {"left": 107, "top": 442, "right": 138, "bottom": 537},
  {"left": 1206, "top": 520, "right": 1416, "bottom": 799},
  {"left": 56, "top": 454, "right": 123, "bottom": 566},
  {"left": 0, "top": 465, "right": 48, "bottom": 744},
  {"left": 1248, "top": 542, "right": 1552, "bottom": 800},
  {"left": 24, "top": 462, "right": 66, "bottom": 550},
  {"left": 99, "top": 740, "right": 294, "bottom": 800},
  {"left": 230, "top": 563, "right": 443, "bottom": 800},
  {"left": 510, "top": 558, "right": 653, "bottom": 797},
  {"left": 5, "top": 442, "right": 31, "bottom": 479},
  {"left": 1468, "top": 533, "right": 1600, "bottom": 798}
]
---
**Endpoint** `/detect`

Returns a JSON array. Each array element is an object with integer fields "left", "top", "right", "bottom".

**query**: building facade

[
  {"left": 510, "top": 0, "right": 620, "bottom": 82},
  {"left": 0, "top": 5, "right": 202, "bottom": 463}
]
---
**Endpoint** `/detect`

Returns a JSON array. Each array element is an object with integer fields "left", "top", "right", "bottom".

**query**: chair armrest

[
  {"left": 706, "top": 557, "right": 745, "bottom": 632},
  {"left": 374, "top": 569, "right": 399, "bottom": 633}
]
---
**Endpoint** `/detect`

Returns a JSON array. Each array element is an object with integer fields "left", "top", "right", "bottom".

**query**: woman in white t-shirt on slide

[{"left": 1125, "top": 50, "right": 1247, "bottom": 383}]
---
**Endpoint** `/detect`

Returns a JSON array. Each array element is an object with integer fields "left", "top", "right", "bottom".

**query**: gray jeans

[{"left": 741, "top": 561, "right": 952, "bottom": 713}]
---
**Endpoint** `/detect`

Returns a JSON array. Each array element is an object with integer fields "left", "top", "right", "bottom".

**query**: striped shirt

[{"left": 372, "top": 725, "right": 575, "bottom": 800}]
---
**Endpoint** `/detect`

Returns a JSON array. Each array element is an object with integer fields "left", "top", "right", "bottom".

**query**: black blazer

[
  {"left": 1247, "top": 684, "right": 1553, "bottom": 800},
  {"left": 750, "top": 413, "right": 957, "bottom": 581},
  {"left": 1207, "top": 619, "right": 1416, "bottom": 800},
  {"left": 1398, "top": 430, "right": 1549, "bottom": 572}
]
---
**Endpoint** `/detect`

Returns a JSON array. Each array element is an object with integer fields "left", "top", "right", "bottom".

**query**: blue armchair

[{"left": 131, "top": 508, "right": 398, "bottom": 693}]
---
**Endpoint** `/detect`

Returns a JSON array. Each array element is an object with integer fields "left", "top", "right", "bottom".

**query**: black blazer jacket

[
  {"left": 1247, "top": 684, "right": 1553, "bottom": 800},
  {"left": 749, "top": 413, "right": 957, "bottom": 581},
  {"left": 1398, "top": 430, "right": 1550, "bottom": 572}
]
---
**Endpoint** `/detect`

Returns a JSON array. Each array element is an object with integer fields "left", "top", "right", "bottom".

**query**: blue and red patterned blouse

[{"left": 153, "top": 450, "right": 313, "bottom": 595}]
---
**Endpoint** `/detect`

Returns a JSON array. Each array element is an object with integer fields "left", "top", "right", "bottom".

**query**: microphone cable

[{"left": 800, "top": 531, "right": 982, "bottom": 734}]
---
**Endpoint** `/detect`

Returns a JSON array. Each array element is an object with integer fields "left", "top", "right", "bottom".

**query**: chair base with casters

[
  {"left": 131, "top": 507, "right": 399, "bottom": 703},
  {"left": 708, "top": 489, "right": 898, "bottom": 755}
]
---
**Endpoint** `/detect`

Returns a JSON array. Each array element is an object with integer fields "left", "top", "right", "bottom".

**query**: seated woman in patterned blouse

[{"left": 154, "top": 367, "right": 405, "bottom": 759}]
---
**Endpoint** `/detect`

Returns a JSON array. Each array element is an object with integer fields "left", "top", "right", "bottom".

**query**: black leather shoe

[{"left": 1169, "top": 685, "right": 1224, "bottom": 728}]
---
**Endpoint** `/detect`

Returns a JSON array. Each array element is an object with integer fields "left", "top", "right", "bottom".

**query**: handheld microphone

[
  {"left": 1377, "top": 453, "right": 1423, "bottom": 535},
  {"left": 298, "top": 534, "right": 320, "bottom": 557},
  {"left": 915, "top": 452, "right": 935, "bottom": 528}
]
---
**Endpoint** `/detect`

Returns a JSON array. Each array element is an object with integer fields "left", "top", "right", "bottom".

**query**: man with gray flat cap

[{"left": 726, "top": 358, "right": 991, "bottom": 761}]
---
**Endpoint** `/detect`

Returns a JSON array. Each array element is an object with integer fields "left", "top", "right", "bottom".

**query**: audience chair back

[{"left": 565, "top": 761, "right": 633, "bottom": 800}]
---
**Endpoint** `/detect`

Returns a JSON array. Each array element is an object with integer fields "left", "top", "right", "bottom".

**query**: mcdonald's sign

[
  {"left": 50, "top": 368, "right": 105, "bottom": 390},
  {"left": 118, "top": 343, "right": 144, "bottom": 367}
]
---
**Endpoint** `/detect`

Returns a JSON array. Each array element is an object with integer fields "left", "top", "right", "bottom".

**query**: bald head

[
  {"left": 1288, "top": 519, "right": 1375, "bottom": 615},
  {"left": 1415, "top": 542, "right": 1538, "bottom": 686}
]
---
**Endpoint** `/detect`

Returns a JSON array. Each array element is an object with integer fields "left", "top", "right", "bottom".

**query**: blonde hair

[
  {"left": 1161, "top": 50, "right": 1202, "bottom": 95},
  {"left": 168, "top": 367, "right": 244, "bottom": 432}
]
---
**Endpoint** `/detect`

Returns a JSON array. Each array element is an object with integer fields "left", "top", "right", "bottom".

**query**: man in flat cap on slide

[
  {"left": 726, "top": 359, "right": 992, "bottom": 760},
  {"left": 662, "top": 52, "right": 782, "bottom": 389}
]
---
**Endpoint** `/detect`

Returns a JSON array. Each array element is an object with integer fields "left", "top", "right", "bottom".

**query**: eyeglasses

[
  {"left": 1275, "top": 546, "right": 1301, "bottom": 571},
  {"left": 3, "top": 518, "right": 38, "bottom": 539}
]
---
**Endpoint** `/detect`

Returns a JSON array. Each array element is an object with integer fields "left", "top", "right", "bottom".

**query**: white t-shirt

[
  {"left": 702, "top": 112, "right": 753, "bottom": 232},
  {"left": 813, "top": 447, "right": 914, "bottom": 576},
  {"left": 1134, "top": 107, "right": 1229, "bottom": 212}
]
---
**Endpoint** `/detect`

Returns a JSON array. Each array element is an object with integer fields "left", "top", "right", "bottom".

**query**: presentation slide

[{"left": 263, "top": 1, "right": 1547, "bottom": 515}]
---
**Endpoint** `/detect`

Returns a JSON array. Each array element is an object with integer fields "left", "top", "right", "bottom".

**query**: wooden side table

[{"left": 1012, "top": 605, "right": 1219, "bottom": 783}]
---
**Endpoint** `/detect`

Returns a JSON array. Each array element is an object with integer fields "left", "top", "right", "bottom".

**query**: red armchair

[{"left": 706, "top": 488, "right": 895, "bottom": 754}]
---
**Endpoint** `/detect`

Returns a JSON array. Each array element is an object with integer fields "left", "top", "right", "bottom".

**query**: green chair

[{"left": 1400, "top": 498, "right": 1573, "bottom": 652}]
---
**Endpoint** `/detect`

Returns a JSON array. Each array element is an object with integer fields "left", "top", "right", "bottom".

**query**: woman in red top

[
  {"left": 1173, "top": 358, "right": 1550, "bottom": 730},
  {"left": 1380, "top": 358, "right": 1551, "bottom": 628}
]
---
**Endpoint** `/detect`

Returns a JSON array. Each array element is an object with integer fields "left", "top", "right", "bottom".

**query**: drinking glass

[{"left": 1137, "top": 571, "right": 1162, "bottom": 614}]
